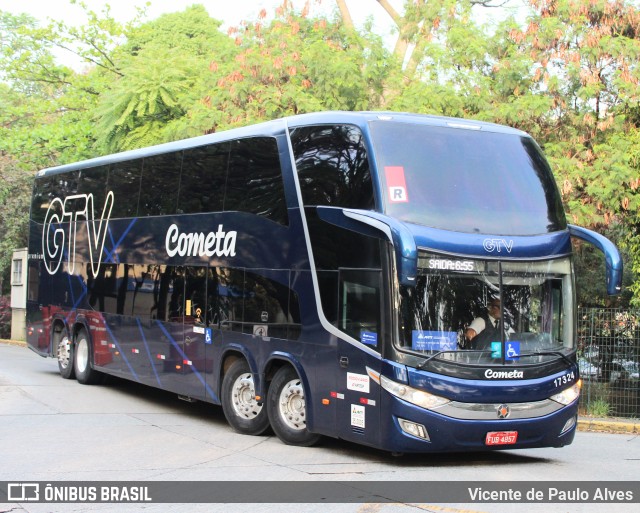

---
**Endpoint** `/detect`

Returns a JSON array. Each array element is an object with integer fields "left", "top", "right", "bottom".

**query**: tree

[
  {"left": 181, "top": 2, "right": 393, "bottom": 135},
  {"left": 0, "top": 155, "right": 31, "bottom": 294},
  {"left": 507, "top": 0, "right": 640, "bottom": 305},
  {"left": 94, "top": 5, "right": 236, "bottom": 152},
  {"left": 0, "top": 6, "right": 125, "bottom": 167}
]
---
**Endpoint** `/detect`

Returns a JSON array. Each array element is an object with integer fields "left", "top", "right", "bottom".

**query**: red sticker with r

[{"left": 385, "top": 166, "right": 409, "bottom": 203}]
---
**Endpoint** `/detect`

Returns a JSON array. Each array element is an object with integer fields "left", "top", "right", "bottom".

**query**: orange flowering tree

[{"left": 185, "top": 1, "right": 393, "bottom": 133}]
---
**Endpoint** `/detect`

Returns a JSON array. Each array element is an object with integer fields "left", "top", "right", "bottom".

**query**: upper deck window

[
  {"left": 225, "top": 137, "right": 289, "bottom": 225},
  {"left": 32, "top": 136, "right": 288, "bottom": 225},
  {"left": 370, "top": 121, "right": 566, "bottom": 235},
  {"left": 139, "top": 152, "right": 183, "bottom": 216},
  {"left": 290, "top": 124, "right": 375, "bottom": 210},
  {"left": 178, "top": 142, "right": 228, "bottom": 214},
  {"left": 108, "top": 159, "right": 142, "bottom": 218}
]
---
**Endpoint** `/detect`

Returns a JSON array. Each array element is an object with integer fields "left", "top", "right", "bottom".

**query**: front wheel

[
  {"left": 221, "top": 359, "right": 270, "bottom": 435},
  {"left": 74, "top": 329, "right": 101, "bottom": 385},
  {"left": 267, "top": 366, "right": 321, "bottom": 447}
]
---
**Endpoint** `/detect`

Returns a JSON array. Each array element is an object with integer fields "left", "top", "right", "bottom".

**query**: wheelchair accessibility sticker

[{"left": 506, "top": 341, "right": 520, "bottom": 361}]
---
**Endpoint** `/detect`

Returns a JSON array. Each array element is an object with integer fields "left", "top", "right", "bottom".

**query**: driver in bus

[{"left": 464, "top": 298, "right": 513, "bottom": 350}]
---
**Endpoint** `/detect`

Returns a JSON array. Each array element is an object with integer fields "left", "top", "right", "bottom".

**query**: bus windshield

[
  {"left": 370, "top": 121, "right": 566, "bottom": 235},
  {"left": 398, "top": 254, "right": 575, "bottom": 364}
]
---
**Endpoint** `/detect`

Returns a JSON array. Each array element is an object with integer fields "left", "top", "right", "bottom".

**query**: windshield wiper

[
  {"left": 519, "top": 350, "right": 573, "bottom": 366},
  {"left": 417, "top": 349, "right": 489, "bottom": 369},
  {"left": 417, "top": 349, "right": 573, "bottom": 370},
  {"left": 417, "top": 351, "right": 445, "bottom": 369}
]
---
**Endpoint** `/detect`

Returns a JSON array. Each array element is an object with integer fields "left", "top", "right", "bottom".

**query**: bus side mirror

[
  {"left": 316, "top": 207, "right": 418, "bottom": 287},
  {"left": 568, "top": 224, "right": 623, "bottom": 295}
]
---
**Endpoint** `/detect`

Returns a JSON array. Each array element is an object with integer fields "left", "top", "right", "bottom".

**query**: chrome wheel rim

[
  {"left": 231, "top": 373, "right": 262, "bottom": 420},
  {"left": 57, "top": 335, "right": 71, "bottom": 369},
  {"left": 278, "top": 378, "right": 306, "bottom": 431}
]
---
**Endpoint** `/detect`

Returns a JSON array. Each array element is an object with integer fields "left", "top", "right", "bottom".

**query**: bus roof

[{"left": 36, "top": 111, "right": 528, "bottom": 177}]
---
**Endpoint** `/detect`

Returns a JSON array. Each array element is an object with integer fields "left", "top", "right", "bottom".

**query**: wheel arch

[
  {"left": 71, "top": 317, "right": 93, "bottom": 365},
  {"left": 49, "top": 315, "right": 71, "bottom": 361},
  {"left": 263, "top": 353, "right": 316, "bottom": 429},
  {"left": 218, "top": 345, "right": 258, "bottom": 400},
  {"left": 72, "top": 317, "right": 92, "bottom": 342}
]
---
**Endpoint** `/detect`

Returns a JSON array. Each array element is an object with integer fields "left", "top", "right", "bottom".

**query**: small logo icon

[
  {"left": 506, "top": 341, "right": 520, "bottom": 361},
  {"left": 253, "top": 325, "right": 268, "bottom": 337},
  {"left": 8, "top": 483, "right": 40, "bottom": 501},
  {"left": 483, "top": 238, "right": 514, "bottom": 253},
  {"left": 497, "top": 404, "right": 510, "bottom": 419}
]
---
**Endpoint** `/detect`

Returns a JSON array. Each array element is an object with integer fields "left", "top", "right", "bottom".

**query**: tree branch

[
  {"left": 335, "top": 0, "right": 354, "bottom": 30},
  {"left": 376, "top": 0, "right": 402, "bottom": 24}
]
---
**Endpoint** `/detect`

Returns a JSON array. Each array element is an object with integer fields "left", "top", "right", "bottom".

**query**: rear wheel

[
  {"left": 221, "top": 359, "right": 270, "bottom": 435},
  {"left": 74, "top": 329, "right": 101, "bottom": 385},
  {"left": 55, "top": 327, "right": 74, "bottom": 379},
  {"left": 267, "top": 366, "right": 321, "bottom": 447}
]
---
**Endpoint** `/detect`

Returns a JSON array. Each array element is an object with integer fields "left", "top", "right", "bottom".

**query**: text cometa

[{"left": 165, "top": 223, "right": 237, "bottom": 258}]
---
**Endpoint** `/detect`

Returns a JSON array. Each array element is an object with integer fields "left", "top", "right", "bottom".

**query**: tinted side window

[
  {"left": 290, "top": 125, "right": 375, "bottom": 209},
  {"left": 242, "top": 270, "right": 297, "bottom": 339},
  {"left": 305, "top": 208, "right": 383, "bottom": 351},
  {"left": 86, "top": 263, "right": 118, "bottom": 313},
  {"left": 216, "top": 268, "right": 300, "bottom": 340},
  {"left": 108, "top": 159, "right": 142, "bottom": 218},
  {"left": 217, "top": 268, "right": 245, "bottom": 332},
  {"left": 225, "top": 138, "right": 288, "bottom": 225},
  {"left": 31, "top": 176, "right": 57, "bottom": 224},
  {"left": 77, "top": 165, "right": 109, "bottom": 212},
  {"left": 178, "top": 143, "right": 229, "bottom": 214},
  {"left": 31, "top": 173, "right": 80, "bottom": 223},
  {"left": 139, "top": 152, "right": 182, "bottom": 216}
]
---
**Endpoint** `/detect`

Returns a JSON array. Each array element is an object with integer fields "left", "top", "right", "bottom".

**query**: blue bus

[{"left": 26, "top": 111, "right": 622, "bottom": 453}]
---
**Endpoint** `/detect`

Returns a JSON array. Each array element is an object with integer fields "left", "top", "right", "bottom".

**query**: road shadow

[
  {"left": 85, "top": 374, "right": 556, "bottom": 467},
  {"left": 315, "top": 436, "right": 553, "bottom": 467}
]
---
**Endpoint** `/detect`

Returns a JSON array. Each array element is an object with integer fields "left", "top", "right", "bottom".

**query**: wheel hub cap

[
  {"left": 232, "top": 373, "right": 262, "bottom": 420},
  {"left": 279, "top": 380, "right": 306, "bottom": 431}
]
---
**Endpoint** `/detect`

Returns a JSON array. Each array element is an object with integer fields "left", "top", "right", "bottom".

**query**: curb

[
  {"left": 1, "top": 339, "right": 26, "bottom": 347},
  {"left": 577, "top": 418, "right": 639, "bottom": 435}
]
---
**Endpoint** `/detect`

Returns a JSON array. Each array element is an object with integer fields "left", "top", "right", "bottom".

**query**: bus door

[
  {"left": 180, "top": 266, "right": 215, "bottom": 400},
  {"left": 335, "top": 268, "right": 383, "bottom": 445},
  {"left": 26, "top": 259, "right": 52, "bottom": 356},
  {"left": 150, "top": 265, "right": 210, "bottom": 399}
]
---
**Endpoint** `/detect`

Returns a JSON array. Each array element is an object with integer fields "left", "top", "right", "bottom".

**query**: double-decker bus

[{"left": 26, "top": 111, "right": 622, "bottom": 453}]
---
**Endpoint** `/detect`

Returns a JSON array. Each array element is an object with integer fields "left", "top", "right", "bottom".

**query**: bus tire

[
  {"left": 74, "top": 329, "right": 101, "bottom": 385},
  {"left": 55, "top": 326, "right": 75, "bottom": 380},
  {"left": 267, "top": 366, "right": 321, "bottom": 447},
  {"left": 221, "top": 359, "right": 270, "bottom": 436}
]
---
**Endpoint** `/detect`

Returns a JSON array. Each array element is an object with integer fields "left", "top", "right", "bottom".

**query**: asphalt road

[{"left": 1, "top": 342, "right": 638, "bottom": 513}]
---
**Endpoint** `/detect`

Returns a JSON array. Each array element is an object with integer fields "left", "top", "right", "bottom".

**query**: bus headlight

[
  {"left": 550, "top": 381, "right": 581, "bottom": 405},
  {"left": 380, "top": 375, "right": 450, "bottom": 410}
]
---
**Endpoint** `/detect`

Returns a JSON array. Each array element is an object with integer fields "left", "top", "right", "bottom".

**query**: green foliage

[
  {"left": 94, "top": 5, "right": 235, "bottom": 152},
  {"left": 181, "top": 4, "right": 393, "bottom": 135},
  {"left": 0, "top": 156, "right": 31, "bottom": 294},
  {"left": 586, "top": 398, "right": 612, "bottom": 418},
  {"left": 94, "top": 47, "right": 204, "bottom": 151}
]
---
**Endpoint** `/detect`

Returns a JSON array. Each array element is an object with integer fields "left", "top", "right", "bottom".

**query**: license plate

[{"left": 485, "top": 431, "right": 518, "bottom": 446}]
